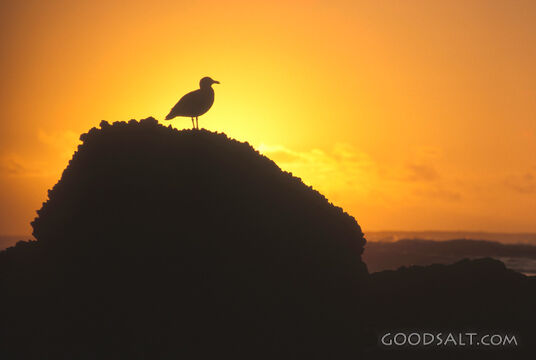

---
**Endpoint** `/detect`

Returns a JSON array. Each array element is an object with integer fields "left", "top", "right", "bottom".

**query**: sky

[{"left": 1, "top": 0, "right": 535, "bottom": 236}]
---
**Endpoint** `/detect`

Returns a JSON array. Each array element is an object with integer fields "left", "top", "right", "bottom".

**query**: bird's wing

[{"left": 165, "top": 90, "right": 203, "bottom": 120}]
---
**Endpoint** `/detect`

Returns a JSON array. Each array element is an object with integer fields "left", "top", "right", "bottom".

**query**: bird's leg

[
  {"left": 191, "top": 117, "right": 195, "bottom": 129},
  {"left": 196, "top": 117, "right": 199, "bottom": 129}
]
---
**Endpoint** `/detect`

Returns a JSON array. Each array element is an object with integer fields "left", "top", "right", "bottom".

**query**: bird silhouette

[{"left": 165, "top": 77, "right": 220, "bottom": 129}]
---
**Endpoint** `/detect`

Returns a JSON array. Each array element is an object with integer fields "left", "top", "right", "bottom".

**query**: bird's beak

[{"left": 213, "top": 80, "right": 220, "bottom": 84}]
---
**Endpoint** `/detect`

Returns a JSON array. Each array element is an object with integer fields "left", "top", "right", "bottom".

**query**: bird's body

[
  {"left": 165, "top": 77, "right": 219, "bottom": 129},
  {"left": 167, "top": 88, "right": 214, "bottom": 118}
]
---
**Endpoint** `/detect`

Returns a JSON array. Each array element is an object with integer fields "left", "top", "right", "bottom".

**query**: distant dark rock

[{"left": 363, "top": 238, "right": 536, "bottom": 273}]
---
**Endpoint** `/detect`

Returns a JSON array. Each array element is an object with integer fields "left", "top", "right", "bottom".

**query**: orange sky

[{"left": 1, "top": 0, "right": 535, "bottom": 236}]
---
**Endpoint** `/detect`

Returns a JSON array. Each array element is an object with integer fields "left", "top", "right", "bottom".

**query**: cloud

[
  {"left": 0, "top": 130, "right": 80, "bottom": 179},
  {"left": 258, "top": 143, "right": 377, "bottom": 197},
  {"left": 258, "top": 142, "right": 462, "bottom": 205},
  {"left": 258, "top": 145, "right": 303, "bottom": 163},
  {"left": 405, "top": 163, "right": 440, "bottom": 182},
  {"left": 0, "top": 155, "right": 25, "bottom": 176},
  {"left": 38, "top": 130, "right": 80, "bottom": 159},
  {"left": 413, "top": 187, "right": 462, "bottom": 201},
  {"left": 505, "top": 170, "right": 536, "bottom": 194},
  {"left": 399, "top": 159, "right": 460, "bottom": 201},
  {"left": 0, "top": 154, "right": 50, "bottom": 178}
]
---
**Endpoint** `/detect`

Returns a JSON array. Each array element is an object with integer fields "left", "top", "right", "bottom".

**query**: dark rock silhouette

[
  {"left": 1, "top": 117, "right": 368, "bottom": 359},
  {"left": 368, "top": 258, "right": 536, "bottom": 359},
  {"left": 1, "top": 118, "right": 535, "bottom": 359},
  {"left": 165, "top": 77, "right": 219, "bottom": 129}
]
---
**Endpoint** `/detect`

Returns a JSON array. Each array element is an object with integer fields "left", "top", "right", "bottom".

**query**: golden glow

[{"left": 1, "top": 0, "right": 535, "bottom": 235}]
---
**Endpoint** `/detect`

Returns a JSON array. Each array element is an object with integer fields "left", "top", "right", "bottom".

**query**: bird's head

[{"left": 200, "top": 76, "right": 220, "bottom": 89}]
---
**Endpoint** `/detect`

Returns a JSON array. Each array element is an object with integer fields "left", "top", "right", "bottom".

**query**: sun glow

[{"left": 1, "top": 0, "right": 535, "bottom": 235}]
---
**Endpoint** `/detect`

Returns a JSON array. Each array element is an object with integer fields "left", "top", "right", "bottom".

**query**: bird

[{"left": 165, "top": 77, "right": 220, "bottom": 129}]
